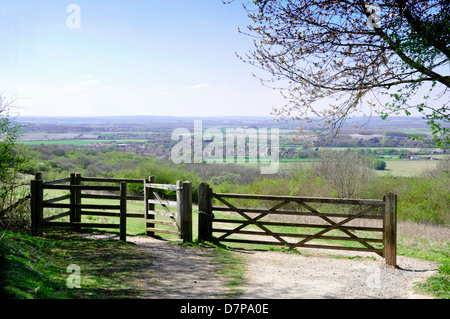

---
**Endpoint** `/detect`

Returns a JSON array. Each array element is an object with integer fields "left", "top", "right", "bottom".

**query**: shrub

[
  {"left": 372, "top": 159, "right": 387, "bottom": 170},
  {"left": 313, "top": 150, "right": 374, "bottom": 198}
]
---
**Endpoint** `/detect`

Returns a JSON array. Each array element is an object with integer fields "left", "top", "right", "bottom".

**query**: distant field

[
  {"left": 380, "top": 160, "right": 438, "bottom": 177},
  {"left": 217, "top": 157, "right": 440, "bottom": 177},
  {"left": 277, "top": 158, "right": 439, "bottom": 177},
  {"left": 18, "top": 139, "right": 148, "bottom": 145}
]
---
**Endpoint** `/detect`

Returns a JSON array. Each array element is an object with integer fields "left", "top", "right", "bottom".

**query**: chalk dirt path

[
  {"left": 123, "top": 235, "right": 439, "bottom": 299},
  {"left": 238, "top": 249, "right": 439, "bottom": 299}
]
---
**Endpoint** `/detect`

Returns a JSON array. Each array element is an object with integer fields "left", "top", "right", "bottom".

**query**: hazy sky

[{"left": 0, "top": 0, "right": 286, "bottom": 117}]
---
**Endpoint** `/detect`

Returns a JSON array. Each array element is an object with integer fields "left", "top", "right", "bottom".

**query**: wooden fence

[
  {"left": 31, "top": 174, "right": 397, "bottom": 265},
  {"left": 30, "top": 173, "right": 192, "bottom": 243},
  {"left": 197, "top": 182, "right": 397, "bottom": 266}
]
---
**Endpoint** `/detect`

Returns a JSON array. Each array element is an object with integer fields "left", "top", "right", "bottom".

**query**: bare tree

[
  {"left": 233, "top": 0, "right": 449, "bottom": 146},
  {"left": 313, "top": 150, "right": 374, "bottom": 198}
]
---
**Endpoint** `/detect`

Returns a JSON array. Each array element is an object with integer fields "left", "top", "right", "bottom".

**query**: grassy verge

[
  {"left": 415, "top": 261, "right": 450, "bottom": 299},
  {"left": 0, "top": 230, "right": 153, "bottom": 299},
  {"left": 397, "top": 230, "right": 449, "bottom": 299},
  {"left": 0, "top": 229, "right": 249, "bottom": 299}
]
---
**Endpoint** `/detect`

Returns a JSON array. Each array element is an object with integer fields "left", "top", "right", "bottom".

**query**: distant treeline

[{"left": 22, "top": 144, "right": 450, "bottom": 226}]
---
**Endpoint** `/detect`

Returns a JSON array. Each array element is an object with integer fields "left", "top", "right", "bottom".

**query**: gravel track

[
  {"left": 238, "top": 249, "right": 439, "bottom": 299},
  {"left": 125, "top": 236, "right": 439, "bottom": 299}
]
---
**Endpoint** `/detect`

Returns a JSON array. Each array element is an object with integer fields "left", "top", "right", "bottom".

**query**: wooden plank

[
  {"left": 214, "top": 195, "right": 290, "bottom": 246},
  {"left": 145, "top": 183, "right": 182, "bottom": 191},
  {"left": 80, "top": 211, "right": 144, "bottom": 218},
  {"left": 218, "top": 238, "right": 383, "bottom": 253},
  {"left": 211, "top": 206, "right": 383, "bottom": 219},
  {"left": 42, "top": 221, "right": 120, "bottom": 229},
  {"left": 298, "top": 243, "right": 383, "bottom": 254},
  {"left": 212, "top": 228, "right": 383, "bottom": 243},
  {"left": 43, "top": 185, "right": 120, "bottom": 191},
  {"left": 81, "top": 193, "right": 144, "bottom": 201},
  {"left": 42, "top": 203, "right": 121, "bottom": 210},
  {"left": 213, "top": 219, "right": 383, "bottom": 232},
  {"left": 74, "top": 174, "right": 82, "bottom": 231},
  {"left": 145, "top": 176, "right": 155, "bottom": 237},
  {"left": 147, "top": 210, "right": 177, "bottom": 218},
  {"left": 80, "top": 177, "right": 144, "bottom": 184},
  {"left": 70, "top": 173, "right": 76, "bottom": 225},
  {"left": 216, "top": 199, "right": 292, "bottom": 242},
  {"left": 81, "top": 194, "right": 121, "bottom": 200},
  {"left": 384, "top": 193, "right": 397, "bottom": 266},
  {"left": 181, "top": 181, "right": 192, "bottom": 242},
  {"left": 80, "top": 211, "right": 120, "bottom": 217},
  {"left": 292, "top": 207, "right": 376, "bottom": 248},
  {"left": 294, "top": 199, "right": 382, "bottom": 256},
  {"left": 198, "top": 182, "right": 213, "bottom": 242},
  {"left": 176, "top": 180, "right": 182, "bottom": 232},
  {"left": 43, "top": 211, "right": 70, "bottom": 222},
  {"left": 151, "top": 188, "right": 176, "bottom": 219},
  {"left": 146, "top": 227, "right": 180, "bottom": 235},
  {"left": 147, "top": 219, "right": 178, "bottom": 227},
  {"left": 126, "top": 213, "right": 145, "bottom": 219},
  {"left": 43, "top": 177, "right": 71, "bottom": 185},
  {"left": 147, "top": 199, "right": 178, "bottom": 206},
  {"left": 120, "top": 182, "right": 127, "bottom": 241},
  {"left": 127, "top": 196, "right": 145, "bottom": 201},
  {"left": 31, "top": 174, "right": 44, "bottom": 236},
  {"left": 212, "top": 193, "right": 385, "bottom": 206},
  {"left": 43, "top": 194, "right": 71, "bottom": 204}
]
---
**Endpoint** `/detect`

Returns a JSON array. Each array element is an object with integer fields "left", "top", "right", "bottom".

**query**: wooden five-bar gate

[{"left": 197, "top": 182, "right": 397, "bottom": 266}]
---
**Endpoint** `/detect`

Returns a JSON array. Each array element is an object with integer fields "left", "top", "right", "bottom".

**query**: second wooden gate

[{"left": 144, "top": 176, "right": 192, "bottom": 242}]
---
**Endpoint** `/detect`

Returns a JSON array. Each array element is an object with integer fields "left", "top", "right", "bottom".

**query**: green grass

[
  {"left": 396, "top": 233, "right": 449, "bottom": 298},
  {"left": 380, "top": 160, "right": 438, "bottom": 177},
  {"left": 5, "top": 185, "right": 448, "bottom": 299},
  {"left": 415, "top": 259, "right": 450, "bottom": 299},
  {"left": 0, "top": 230, "right": 153, "bottom": 299},
  {"left": 0, "top": 229, "right": 249, "bottom": 299}
]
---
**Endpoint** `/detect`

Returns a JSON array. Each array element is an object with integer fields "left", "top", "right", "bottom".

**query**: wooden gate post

[
  {"left": 198, "top": 182, "right": 213, "bottom": 242},
  {"left": 119, "top": 181, "right": 127, "bottom": 242},
  {"left": 176, "top": 180, "right": 183, "bottom": 239},
  {"left": 145, "top": 176, "right": 155, "bottom": 237},
  {"left": 31, "top": 173, "right": 44, "bottom": 236},
  {"left": 74, "top": 173, "right": 82, "bottom": 231},
  {"left": 384, "top": 193, "right": 397, "bottom": 267},
  {"left": 69, "top": 173, "right": 76, "bottom": 226},
  {"left": 181, "top": 181, "right": 192, "bottom": 243}
]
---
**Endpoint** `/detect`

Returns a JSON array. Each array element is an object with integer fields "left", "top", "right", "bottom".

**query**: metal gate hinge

[
  {"left": 198, "top": 211, "right": 214, "bottom": 218},
  {"left": 167, "top": 186, "right": 183, "bottom": 191}
]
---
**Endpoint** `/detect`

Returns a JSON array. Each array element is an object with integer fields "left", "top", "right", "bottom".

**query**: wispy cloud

[
  {"left": 188, "top": 84, "right": 208, "bottom": 89},
  {"left": 80, "top": 79, "right": 101, "bottom": 85}
]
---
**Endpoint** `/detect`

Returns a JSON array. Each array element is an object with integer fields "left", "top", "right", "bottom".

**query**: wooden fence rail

[
  {"left": 30, "top": 173, "right": 146, "bottom": 242},
  {"left": 31, "top": 173, "right": 193, "bottom": 243},
  {"left": 197, "top": 182, "right": 397, "bottom": 266}
]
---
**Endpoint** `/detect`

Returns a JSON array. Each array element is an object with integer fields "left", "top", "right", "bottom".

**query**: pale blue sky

[{"left": 0, "top": 0, "right": 285, "bottom": 117}]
